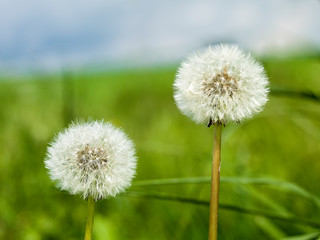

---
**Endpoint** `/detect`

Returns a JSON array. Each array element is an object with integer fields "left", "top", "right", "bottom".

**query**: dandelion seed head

[
  {"left": 76, "top": 145, "right": 108, "bottom": 170},
  {"left": 45, "top": 121, "right": 137, "bottom": 200},
  {"left": 174, "top": 44, "right": 269, "bottom": 125}
]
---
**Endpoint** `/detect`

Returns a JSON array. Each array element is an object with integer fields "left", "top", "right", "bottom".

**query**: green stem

[
  {"left": 84, "top": 196, "right": 95, "bottom": 240},
  {"left": 208, "top": 124, "right": 222, "bottom": 240}
]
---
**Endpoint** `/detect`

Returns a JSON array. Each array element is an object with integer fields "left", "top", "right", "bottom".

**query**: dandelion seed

[
  {"left": 45, "top": 120, "right": 137, "bottom": 201},
  {"left": 174, "top": 44, "right": 269, "bottom": 126}
]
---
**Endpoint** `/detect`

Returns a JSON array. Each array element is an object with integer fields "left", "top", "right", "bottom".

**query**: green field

[{"left": 0, "top": 58, "right": 320, "bottom": 239}]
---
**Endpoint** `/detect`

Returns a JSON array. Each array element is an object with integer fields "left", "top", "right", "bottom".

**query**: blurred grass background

[{"left": 0, "top": 57, "right": 320, "bottom": 240}]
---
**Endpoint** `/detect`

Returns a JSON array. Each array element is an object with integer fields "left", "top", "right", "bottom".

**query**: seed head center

[
  {"left": 76, "top": 145, "right": 108, "bottom": 170},
  {"left": 202, "top": 70, "right": 238, "bottom": 97}
]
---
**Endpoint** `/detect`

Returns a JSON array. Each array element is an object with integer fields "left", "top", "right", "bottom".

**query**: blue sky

[{"left": 0, "top": 0, "right": 319, "bottom": 74}]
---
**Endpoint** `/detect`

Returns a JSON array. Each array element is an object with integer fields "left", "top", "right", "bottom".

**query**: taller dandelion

[
  {"left": 45, "top": 121, "right": 137, "bottom": 240},
  {"left": 174, "top": 44, "right": 269, "bottom": 240}
]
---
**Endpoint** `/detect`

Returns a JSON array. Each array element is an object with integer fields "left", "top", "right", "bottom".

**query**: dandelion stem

[
  {"left": 208, "top": 124, "right": 222, "bottom": 240},
  {"left": 84, "top": 196, "right": 95, "bottom": 240}
]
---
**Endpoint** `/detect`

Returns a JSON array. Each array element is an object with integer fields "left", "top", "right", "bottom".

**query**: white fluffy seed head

[
  {"left": 174, "top": 44, "right": 269, "bottom": 125},
  {"left": 45, "top": 121, "right": 137, "bottom": 200}
]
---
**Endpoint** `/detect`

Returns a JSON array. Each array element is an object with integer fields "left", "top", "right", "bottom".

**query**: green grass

[{"left": 0, "top": 58, "right": 320, "bottom": 239}]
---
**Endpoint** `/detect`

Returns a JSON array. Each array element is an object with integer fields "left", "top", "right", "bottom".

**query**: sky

[{"left": 0, "top": 0, "right": 319, "bottom": 74}]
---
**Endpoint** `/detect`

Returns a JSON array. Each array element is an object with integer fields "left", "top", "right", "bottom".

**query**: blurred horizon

[{"left": 1, "top": 0, "right": 320, "bottom": 76}]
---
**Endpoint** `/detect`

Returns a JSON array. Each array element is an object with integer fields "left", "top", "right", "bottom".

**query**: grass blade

[
  {"left": 281, "top": 232, "right": 320, "bottom": 240},
  {"left": 270, "top": 87, "right": 320, "bottom": 102},
  {"left": 133, "top": 176, "right": 320, "bottom": 208},
  {"left": 126, "top": 191, "right": 320, "bottom": 228},
  {"left": 133, "top": 177, "right": 210, "bottom": 186}
]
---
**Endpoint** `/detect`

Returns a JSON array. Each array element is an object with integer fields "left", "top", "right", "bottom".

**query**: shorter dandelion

[
  {"left": 173, "top": 44, "right": 269, "bottom": 240},
  {"left": 45, "top": 120, "right": 137, "bottom": 240}
]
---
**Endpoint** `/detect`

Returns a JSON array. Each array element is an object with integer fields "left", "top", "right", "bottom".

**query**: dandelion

[
  {"left": 174, "top": 44, "right": 268, "bottom": 126},
  {"left": 45, "top": 120, "right": 137, "bottom": 240},
  {"left": 173, "top": 44, "right": 269, "bottom": 240}
]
